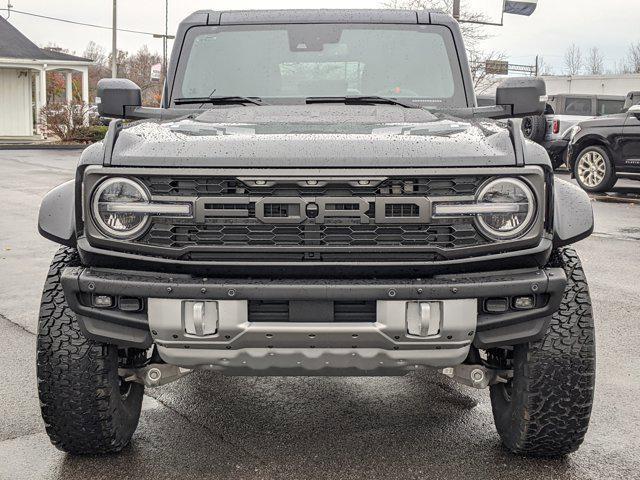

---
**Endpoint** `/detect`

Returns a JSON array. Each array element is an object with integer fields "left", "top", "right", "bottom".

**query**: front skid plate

[
  {"left": 157, "top": 347, "right": 469, "bottom": 376},
  {"left": 149, "top": 299, "right": 477, "bottom": 374}
]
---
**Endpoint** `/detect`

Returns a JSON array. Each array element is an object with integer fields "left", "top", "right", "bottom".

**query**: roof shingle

[{"left": 0, "top": 16, "right": 92, "bottom": 62}]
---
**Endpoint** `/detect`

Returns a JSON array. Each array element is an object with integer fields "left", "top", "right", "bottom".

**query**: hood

[
  {"left": 110, "top": 105, "right": 516, "bottom": 168},
  {"left": 577, "top": 112, "right": 628, "bottom": 129}
]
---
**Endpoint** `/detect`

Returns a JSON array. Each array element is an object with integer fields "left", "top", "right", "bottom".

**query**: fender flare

[
  {"left": 38, "top": 180, "right": 76, "bottom": 247},
  {"left": 553, "top": 178, "right": 594, "bottom": 247}
]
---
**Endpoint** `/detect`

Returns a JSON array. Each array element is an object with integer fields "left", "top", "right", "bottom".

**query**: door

[
  {"left": 0, "top": 68, "right": 33, "bottom": 137},
  {"left": 621, "top": 108, "right": 640, "bottom": 172}
]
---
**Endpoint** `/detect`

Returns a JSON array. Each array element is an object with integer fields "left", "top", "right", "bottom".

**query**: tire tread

[
  {"left": 37, "top": 246, "right": 143, "bottom": 455},
  {"left": 491, "top": 247, "right": 596, "bottom": 457}
]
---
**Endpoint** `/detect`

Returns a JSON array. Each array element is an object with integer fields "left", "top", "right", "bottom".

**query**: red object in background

[
  {"left": 394, "top": 87, "right": 401, "bottom": 94},
  {"left": 553, "top": 119, "right": 560, "bottom": 134}
]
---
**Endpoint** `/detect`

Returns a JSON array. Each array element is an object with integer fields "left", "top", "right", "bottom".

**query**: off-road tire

[
  {"left": 37, "top": 246, "right": 144, "bottom": 455},
  {"left": 521, "top": 115, "right": 547, "bottom": 143},
  {"left": 489, "top": 247, "right": 595, "bottom": 457}
]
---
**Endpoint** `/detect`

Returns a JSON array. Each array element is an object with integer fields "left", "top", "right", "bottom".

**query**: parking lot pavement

[{"left": 1, "top": 150, "right": 639, "bottom": 480}]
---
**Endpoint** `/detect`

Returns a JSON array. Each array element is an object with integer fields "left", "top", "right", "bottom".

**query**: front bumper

[{"left": 61, "top": 267, "right": 566, "bottom": 375}]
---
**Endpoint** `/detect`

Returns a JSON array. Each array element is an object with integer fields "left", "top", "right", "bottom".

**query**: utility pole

[
  {"left": 111, "top": 0, "right": 117, "bottom": 78},
  {"left": 163, "top": 0, "right": 168, "bottom": 80},
  {"left": 452, "top": 0, "right": 461, "bottom": 19},
  {"left": 153, "top": 1, "right": 175, "bottom": 82}
]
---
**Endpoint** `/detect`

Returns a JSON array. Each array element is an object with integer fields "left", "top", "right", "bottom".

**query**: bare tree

[
  {"left": 537, "top": 56, "right": 554, "bottom": 76},
  {"left": 563, "top": 44, "right": 583, "bottom": 75},
  {"left": 586, "top": 47, "right": 604, "bottom": 75},
  {"left": 622, "top": 42, "right": 640, "bottom": 74},
  {"left": 383, "top": 0, "right": 507, "bottom": 92},
  {"left": 468, "top": 50, "right": 508, "bottom": 93},
  {"left": 83, "top": 42, "right": 110, "bottom": 102},
  {"left": 382, "top": 0, "right": 489, "bottom": 50}
]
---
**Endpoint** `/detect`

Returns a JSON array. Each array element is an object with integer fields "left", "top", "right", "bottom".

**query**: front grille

[
  {"left": 116, "top": 174, "right": 501, "bottom": 262},
  {"left": 248, "top": 300, "right": 377, "bottom": 322},
  {"left": 140, "top": 176, "right": 485, "bottom": 197},
  {"left": 141, "top": 221, "right": 485, "bottom": 248}
]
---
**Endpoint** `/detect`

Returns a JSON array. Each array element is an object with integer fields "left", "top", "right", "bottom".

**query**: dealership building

[{"left": 542, "top": 74, "right": 640, "bottom": 96}]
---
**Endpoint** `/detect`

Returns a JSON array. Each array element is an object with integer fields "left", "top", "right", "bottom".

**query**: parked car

[
  {"left": 566, "top": 98, "right": 640, "bottom": 192},
  {"left": 522, "top": 93, "right": 628, "bottom": 169},
  {"left": 37, "top": 9, "right": 596, "bottom": 458}
]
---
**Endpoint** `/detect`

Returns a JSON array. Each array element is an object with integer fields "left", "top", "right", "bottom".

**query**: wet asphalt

[{"left": 0, "top": 150, "right": 639, "bottom": 480}]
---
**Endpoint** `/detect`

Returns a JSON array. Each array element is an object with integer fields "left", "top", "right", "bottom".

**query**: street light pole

[
  {"left": 111, "top": 0, "right": 117, "bottom": 78},
  {"left": 452, "top": 0, "right": 461, "bottom": 19}
]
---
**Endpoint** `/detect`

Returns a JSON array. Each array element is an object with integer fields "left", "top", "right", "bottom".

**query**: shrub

[
  {"left": 39, "top": 102, "right": 100, "bottom": 143},
  {"left": 72, "top": 125, "right": 109, "bottom": 143}
]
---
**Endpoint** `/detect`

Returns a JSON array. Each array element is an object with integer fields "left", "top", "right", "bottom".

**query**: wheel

[
  {"left": 574, "top": 145, "right": 617, "bottom": 192},
  {"left": 37, "top": 246, "right": 144, "bottom": 455},
  {"left": 521, "top": 115, "right": 547, "bottom": 143},
  {"left": 489, "top": 247, "right": 595, "bottom": 457}
]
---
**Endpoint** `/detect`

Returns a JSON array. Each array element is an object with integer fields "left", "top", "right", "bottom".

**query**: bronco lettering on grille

[{"left": 194, "top": 196, "right": 432, "bottom": 224}]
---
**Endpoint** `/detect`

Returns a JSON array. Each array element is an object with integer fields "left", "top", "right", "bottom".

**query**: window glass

[
  {"left": 175, "top": 24, "right": 466, "bottom": 107},
  {"left": 596, "top": 99, "right": 624, "bottom": 116},
  {"left": 564, "top": 98, "right": 592, "bottom": 115}
]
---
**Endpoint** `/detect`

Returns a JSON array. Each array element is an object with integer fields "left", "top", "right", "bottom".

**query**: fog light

[
  {"left": 513, "top": 296, "right": 535, "bottom": 310},
  {"left": 92, "top": 295, "right": 114, "bottom": 308},
  {"left": 484, "top": 298, "right": 509, "bottom": 313}
]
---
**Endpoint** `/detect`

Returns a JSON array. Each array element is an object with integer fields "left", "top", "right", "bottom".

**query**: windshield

[{"left": 173, "top": 24, "right": 466, "bottom": 108}]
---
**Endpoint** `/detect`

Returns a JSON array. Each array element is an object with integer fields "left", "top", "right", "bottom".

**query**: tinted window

[
  {"left": 564, "top": 98, "right": 592, "bottom": 115},
  {"left": 174, "top": 24, "right": 466, "bottom": 107},
  {"left": 596, "top": 100, "right": 624, "bottom": 116}
]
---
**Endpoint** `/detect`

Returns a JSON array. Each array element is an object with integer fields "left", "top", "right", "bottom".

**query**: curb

[
  {"left": 591, "top": 194, "right": 640, "bottom": 205},
  {"left": 0, "top": 144, "right": 87, "bottom": 151}
]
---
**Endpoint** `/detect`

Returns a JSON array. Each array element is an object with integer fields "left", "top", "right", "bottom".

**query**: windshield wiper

[
  {"left": 306, "top": 96, "right": 420, "bottom": 109},
  {"left": 174, "top": 96, "right": 266, "bottom": 106}
]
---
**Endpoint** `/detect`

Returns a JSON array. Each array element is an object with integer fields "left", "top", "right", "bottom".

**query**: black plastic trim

[{"left": 60, "top": 265, "right": 566, "bottom": 348}]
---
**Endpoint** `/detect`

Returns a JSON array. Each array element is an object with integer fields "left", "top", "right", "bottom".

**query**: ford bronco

[{"left": 37, "top": 9, "right": 595, "bottom": 457}]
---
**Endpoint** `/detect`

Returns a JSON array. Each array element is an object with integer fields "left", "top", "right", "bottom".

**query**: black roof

[
  {"left": 181, "top": 9, "right": 454, "bottom": 26},
  {"left": 0, "top": 16, "right": 91, "bottom": 62}
]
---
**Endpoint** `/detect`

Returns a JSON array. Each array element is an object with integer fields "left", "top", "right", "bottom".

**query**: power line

[{"left": 0, "top": 7, "right": 164, "bottom": 37}]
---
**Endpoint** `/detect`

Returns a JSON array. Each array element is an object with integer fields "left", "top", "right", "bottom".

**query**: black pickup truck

[{"left": 37, "top": 9, "right": 595, "bottom": 458}]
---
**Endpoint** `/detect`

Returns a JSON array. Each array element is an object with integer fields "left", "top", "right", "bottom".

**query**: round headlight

[
  {"left": 476, "top": 178, "right": 536, "bottom": 239},
  {"left": 92, "top": 178, "right": 150, "bottom": 239}
]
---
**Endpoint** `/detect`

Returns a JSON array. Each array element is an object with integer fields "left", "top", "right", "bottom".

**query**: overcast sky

[{"left": 2, "top": 0, "right": 638, "bottom": 74}]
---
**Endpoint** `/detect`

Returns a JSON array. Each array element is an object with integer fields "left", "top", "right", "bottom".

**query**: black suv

[
  {"left": 567, "top": 92, "right": 640, "bottom": 192},
  {"left": 37, "top": 9, "right": 595, "bottom": 458}
]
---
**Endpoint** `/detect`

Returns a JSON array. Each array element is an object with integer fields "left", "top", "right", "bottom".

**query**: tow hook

[
  {"left": 440, "top": 365, "right": 511, "bottom": 389},
  {"left": 118, "top": 364, "right": 192, "bottom": 387}
]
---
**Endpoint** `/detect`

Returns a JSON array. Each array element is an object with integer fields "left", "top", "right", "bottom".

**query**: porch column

[
  {"left": 81, "top": 67, "right": 89, "bottom": 105},
  {"left": 37, "top": 66, "right": 48, "bottom": 137},
  {"left": 39, "top": 66, "right": 47, "bottom": 109},
  {"left": 65, "top": 71, "right": 73, "bottom": 104},
  {"left": 81, "top": 67, "right": 90, "bottom": 125}
]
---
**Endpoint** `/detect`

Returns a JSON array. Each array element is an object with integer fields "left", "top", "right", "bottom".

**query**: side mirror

[
  {"left": 96, "top": 78, "right": 142, "bottom": 119},
  {"left": 628, "top": 104, "right": 640, "bottom": 118},
  {"left": 495, "top": 77, "right": 546, "bottom": 118}
]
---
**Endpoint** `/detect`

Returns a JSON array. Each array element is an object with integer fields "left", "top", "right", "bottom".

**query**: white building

[
  {"left": 0, "top": 16, "right": 93, "bottom": 140},
  {"left": 541, "top": 74, "right": 640, "bottom": 97}
]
